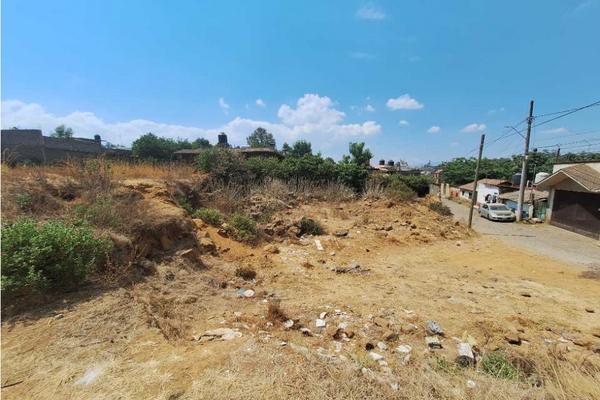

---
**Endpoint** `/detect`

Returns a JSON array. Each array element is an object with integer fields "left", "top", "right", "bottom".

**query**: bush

[
  {"left": 193, "top": 208, "right": 223, "bottom": 226},
  {"left": 481, "top": 352, "right": 521, "bottom": 380},
  {"left": 297, "top": 217, "right": 324, "bottom": 236},
  {"left": 227, "top": 213, "right": 258, "bottom": 243},
  {"left": 74, "top": 195, "right": 121, "bottom": 228},
  {"left": 1, "top": 219, "right": 112, "bottom": 293},
  {"left": 196, "top": 147, "right": 247, "bottom": 182},
  {"left": 235, "top": 266, "right": 257, "bottom": 281},
  {"left": 386, "top": 178, "right": 416, "bottom": 201},
  {"left": 392, "top": 175, "right": 431, "bottom": 197},
  {"left": 428, "top": 201, "right": 453, "bottom": 216},
  {"left": 335, "top": 162, "right": 369, "bottom": 193}
]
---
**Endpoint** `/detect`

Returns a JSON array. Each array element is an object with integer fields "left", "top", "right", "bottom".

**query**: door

[{"left": 551, "top": 190, "right": 600, "bottom": 238}]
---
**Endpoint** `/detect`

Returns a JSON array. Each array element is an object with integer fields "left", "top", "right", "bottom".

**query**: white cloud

[
  {"left": 398, "top": 120, "right": 409, "bottom": 126},
  {"left": 487, "top": 107, "right": 505, "bottom": 115},
  {"left": 218, "top": 97, "right": 230, "bottom": 114},
  {"left": 2, "top": 96, "right": 381, "bottom": 149},
  {"left": 255, "top": 98, "right": 266, "bottom": 107},
  {"left": 461, "top": 123, "right": 486, "bottom": 133},
  {"left": 350, "top": 52, "right": 375, "bottom": 60},
  {"left": 365, "top": 104, "right": 375, "bottom": 112},
  {"left": 386, "top": 94, "right": 424, "bottom": 110},
  {"left": 356, "top": 3, "right": 386, "bottom": 20},
  {"left": 427, "top": 126, "right": 441, "bottom": 134},
  {"left": 539, "top": 127, "right": 569, "bottom": 134}
]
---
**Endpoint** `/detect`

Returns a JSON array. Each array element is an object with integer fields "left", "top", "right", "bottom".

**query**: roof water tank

[
  {"left": 511, "top": 173, "right": 522, "bottom": 186},
  {"left": 534, "top": 172, "right": 549, "bottom": 184}
]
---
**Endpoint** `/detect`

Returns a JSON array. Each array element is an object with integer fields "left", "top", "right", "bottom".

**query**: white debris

[
  {"left": 396, "top": 344, "right": 412, "bottom": 354},
  {"left": 466, "top": 380, "right": 477, "bottom": 389},
  {"left": 195, "top": 328, "right": 242, "bottom": 342},
  {"left": 314, "top": 239, "right": 324, "bottom": 251},
  {"left": 456, "top": 342, "right": 475, "bottom": 366},
  {"left": 377, "top": 341, "right": 388, "bottom": 351},
  {"left": 316, "top": 319, "right": 327, "bottom": 328},
  {"left": 283, "top": 319, "right": 294, "bottom": 329},
  {"left": 369, "top": 351, "right": 384, "bottom": 361},
  {"left": 75, "top": 365, "right": 105, "bottom": 386},
  {"left": 319, "top": 311, "right": 328, "bottom": 319},
  {"left": 243, "top": 289, "right": 255, "bottom": 298}
]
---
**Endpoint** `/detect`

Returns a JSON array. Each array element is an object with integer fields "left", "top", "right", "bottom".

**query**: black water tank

[{"left": 511, "top": 173, "right": 522, "bottom": 186}]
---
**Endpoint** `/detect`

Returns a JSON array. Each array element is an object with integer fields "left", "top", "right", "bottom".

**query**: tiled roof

[
  {"left": 537, "top": 164, "right": 600, "bottom": 192},
  {"left": 458, "top": 179, "right": 512, "bottom": 191}
]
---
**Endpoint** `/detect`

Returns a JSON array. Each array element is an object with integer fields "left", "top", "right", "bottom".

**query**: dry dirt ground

[{"left": 2, "top": 189, "right": 600, "bottom": 399}]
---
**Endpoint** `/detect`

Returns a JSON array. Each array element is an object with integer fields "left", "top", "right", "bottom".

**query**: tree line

[{"left": 440, "top": 150, "right": 600, "bottom": 186}]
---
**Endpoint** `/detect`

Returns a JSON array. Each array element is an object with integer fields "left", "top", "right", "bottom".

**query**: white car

[{"left": 479, "top": 203, "right": 516, "bottom": 222}]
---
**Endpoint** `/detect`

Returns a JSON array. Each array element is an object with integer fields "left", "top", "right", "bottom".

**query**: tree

[
  {"left": 51, "top": 125, "right": 74, "bottom": 139},
  {"left": 289, "top": 140, "right": 312, "bottom": 157},
  {"left": 132, "top": 133, "right": 179, "bottom": 161},
  {"left": 348, "top": 142, "right": 373, "bottom": 166},
  {"left": 191, "top": 138, "right": 211, "bottom": 149},
  {"left": 281, "top": 142, "right": 292, "bottom": 156},
  {"left": 247, "top": 127, "right": 276, "bottom": 148}
]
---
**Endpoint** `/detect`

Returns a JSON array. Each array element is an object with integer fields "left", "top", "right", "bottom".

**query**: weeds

[
  {"left": 227, "top": 213, "right": 258, "bottom": 243},
  {"left": 15, "top": 192, "right": 33, "bottom": 211},
  {"left": 193, "top": 207, "right": 224, "bottom": 226},
  {"left": 74, "top": 195, "right": 121, "bottom": 229},
  {"left": 1, "top": 218, "right": 112, "bottom": 294},
  {"left": 428, "top": 201, "right": 453, "bottom": 216},
  {"left": 297, "top": 216, "right": 324, "bottom": 236},
  {"left": 266, "top": 302, "right": 288, "bottom": 323},
  {"left": 235, "top": 266, "right": 257, "bottom": 281},
  {"left": 481, "top": 351, "right": 521, "bottom": 380}
]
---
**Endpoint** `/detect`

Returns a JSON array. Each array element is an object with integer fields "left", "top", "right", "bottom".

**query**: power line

[
  {"left": 535, "top": 137, "right": 600, "bottom": 149},
  {"left": 533, "top": 100, "right": 600, "bottom": 128},
  {"left": 534, "top": 128, "right": 600, "bottom": 142}
]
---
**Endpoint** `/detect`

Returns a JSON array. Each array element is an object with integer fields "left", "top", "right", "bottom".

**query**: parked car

[{"left": 479, "top": 203, "right": 516, "bottom": 222}]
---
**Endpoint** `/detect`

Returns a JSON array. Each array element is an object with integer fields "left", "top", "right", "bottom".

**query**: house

[
  {"left": 458, "top": 179, "right": 516, "bottom": 204},
  {"left": 536, "top": 161, "right": 600, "bottom": 239},
  {"left": 0, "top": 128, "right": 118, "bottom": 164},
  {"left": 498, "top": 189, "right": 549, "bottom": 220},
  {"left": 173, "top": 132, "right": 283, "bottom": 162}
]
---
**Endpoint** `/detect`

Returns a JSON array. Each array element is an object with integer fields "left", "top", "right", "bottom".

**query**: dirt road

[{"left": 443, "top": 199, "right": 600, "bottom": 268}]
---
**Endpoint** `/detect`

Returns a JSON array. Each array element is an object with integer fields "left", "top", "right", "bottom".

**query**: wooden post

[{"left": 468, "top": 134, "right": 485, "bottom": 229}]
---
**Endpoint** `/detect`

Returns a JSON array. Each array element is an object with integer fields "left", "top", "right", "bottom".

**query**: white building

[{"left": 458, "top": 179, "right": 514, "bottom": 205}]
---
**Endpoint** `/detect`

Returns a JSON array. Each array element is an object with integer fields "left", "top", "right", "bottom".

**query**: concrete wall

[
  {"left": 1, "top": 129, "right": 46, "bottom": 163},
  {"left": 2, "top": 129, "right": 104, "bottom": 164}
]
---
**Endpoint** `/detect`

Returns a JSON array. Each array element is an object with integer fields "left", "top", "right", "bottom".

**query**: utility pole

[
  {"left": 468, "top": 133, "right": 485, "bottom": 229},
  {"left": 555, "top": 147, "right": 561, "bottom": 162},
  {"left": 516, "top": 100, "right": 535, "bottom": 222}
]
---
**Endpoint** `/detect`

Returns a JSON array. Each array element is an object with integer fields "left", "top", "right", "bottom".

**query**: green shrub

[
  {"left": 394, "top": 175, "right": 431, "bottom": 197},
  {"left": 386, "top": 178, "right": 416, "bottom": 201},
  {"left": 196, "top": 148, "right": 247, "bottom": 182},
  {"left": 481, "top": 352, "right": 521, "bottom": 380},
  {"left": 74, "top": 195, "right": 121, "bottom": 228},
  {"left": 175, "top": 194, "right": 193, "bottom": 215},
  {"left": 428, "top": 201, "right": 453, "bottom": 216},
  {"left": 335, "top": 162, "right": 369, "bottom": 193},
  {"left": 1, "top": 219, "right": 112, "bottom": 293},
  {"left": 227, "top": 213, "right": 258, "bottom": 243},
  {"left": 297, "top": 217, "right": 324, "bottom": 236},
  {"left": 15, "top": 192, "right": 33, "bottom": 211},
  {"left": 193, "top": 208, "right": 223, "bottom": 226}
]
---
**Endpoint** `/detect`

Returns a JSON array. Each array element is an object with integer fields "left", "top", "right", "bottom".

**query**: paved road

[{"left": 443, "top": 199, "right": 600, "bottom": 268}]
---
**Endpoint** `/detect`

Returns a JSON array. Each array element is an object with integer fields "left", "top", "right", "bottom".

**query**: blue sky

[{"left": 2, "top": 0, "right": 600, "bottom": 164}]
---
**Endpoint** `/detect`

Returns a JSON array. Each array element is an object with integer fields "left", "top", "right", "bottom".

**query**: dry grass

[{"left": 266, "top": 302, "right": 289, "bottom": 323}]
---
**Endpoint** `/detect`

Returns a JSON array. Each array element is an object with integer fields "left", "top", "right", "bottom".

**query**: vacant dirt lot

[{"left": 2, "top": 190, "right": 599, "bottom": 400}]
